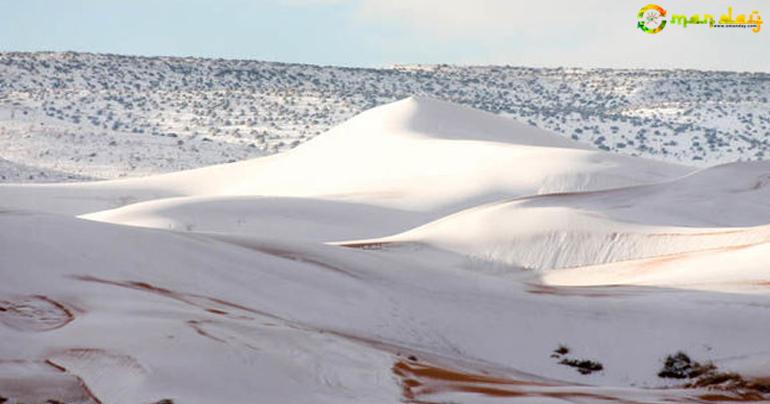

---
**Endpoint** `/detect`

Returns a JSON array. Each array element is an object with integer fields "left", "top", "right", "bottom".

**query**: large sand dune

[{"left": 2, "top": 97, "right": 769, "bottom": 403}]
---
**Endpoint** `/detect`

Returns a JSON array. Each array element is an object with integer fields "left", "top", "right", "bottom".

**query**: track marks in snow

[
  {"left": 231, "top": 244, "right": 362, "bottom": 279},
  {"left": 0, "top": 359, "right": 100, "bottom": 404},
  {"left": 526, "top": 284, "right": 646, "bottom": 298},
  {"left": 0, "top": 295, "right": 74, "bottom": 332},
  {"left": 71, "top": 275, "right": 274, "bottom": 321},
  {"left": 45, "top": 348, "right": 148, "bottom": 404}
]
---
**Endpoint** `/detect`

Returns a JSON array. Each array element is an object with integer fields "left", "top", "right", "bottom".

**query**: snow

[
  {"left": 0, "top": 97, "right": 691, "bottom": 218},
  {"left": 360, "top": 160, "right": 770, "bottom": 271},
  {"left": 2, "top": 52, "right": 770, "bottom": 184},
  {"left": 1, "top": 96, "right": 770, "bottom": 403}
]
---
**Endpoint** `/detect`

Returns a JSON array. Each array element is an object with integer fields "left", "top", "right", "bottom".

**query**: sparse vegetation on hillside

[{"left": 1, "top": 52, "right": 769, "bottom": 182}]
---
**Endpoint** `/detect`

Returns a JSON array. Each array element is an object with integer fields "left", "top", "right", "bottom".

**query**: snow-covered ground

[
  {"left": 2, "top": 96, "right": 770, "bottom": 403},
  {"left": 1, "top": 52, "right": 769, "bottom": 183}
]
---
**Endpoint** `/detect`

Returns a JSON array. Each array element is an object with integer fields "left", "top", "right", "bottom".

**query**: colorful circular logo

[{"left": 637, "top": 4, "right": 667, "bottom": 34}]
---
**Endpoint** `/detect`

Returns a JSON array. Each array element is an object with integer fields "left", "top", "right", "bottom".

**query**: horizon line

[{"left": 2, "top": 49, "right": 769, "bottom": 75}]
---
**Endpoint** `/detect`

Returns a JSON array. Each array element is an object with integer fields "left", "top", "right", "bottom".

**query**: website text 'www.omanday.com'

[{"left": 637, "top": 5, "right": 762, "bottom": 34}]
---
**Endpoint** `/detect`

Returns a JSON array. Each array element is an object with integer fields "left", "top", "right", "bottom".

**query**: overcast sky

[{"left": 1, "top": 0, "right": 768, "bottom": 71}]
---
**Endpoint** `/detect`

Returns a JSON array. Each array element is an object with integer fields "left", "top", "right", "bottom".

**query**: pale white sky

[{"left": 2, "top": 0, "right": 768, "bottom": 71}]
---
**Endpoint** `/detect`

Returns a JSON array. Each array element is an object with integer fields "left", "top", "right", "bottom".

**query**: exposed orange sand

[{"left": 392, "top": 358, "right": 770, "bottom": 403}]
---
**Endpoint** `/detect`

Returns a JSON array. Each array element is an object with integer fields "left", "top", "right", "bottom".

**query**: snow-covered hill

[
  {"left": 357, "top": 160, "right": 770, "bottom": 271},
  {"left": 2, "top": 97, "right": 770, "bottom": 403},
  {"left": 1, "top": 52, "right": 769, "bottom": 182},
  {"left": 0, "top": 97, "right": 690, "bottom": 217}
]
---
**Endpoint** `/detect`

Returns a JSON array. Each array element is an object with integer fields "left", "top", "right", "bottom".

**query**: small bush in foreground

[
  {"left": 659, "top": 351, "right": 770, "bottom": 395},
  {"left": 551, "top": 344, "right": 603, "bottom": 375},
  {"left": 552, "top": 344, "right": 570, "bottom": 357},
  {"left": 559, "top": 358, "right": 604, "bottom": 375},
  {"left": 658, "top": 351, "right": 714, "bottom": 379}
]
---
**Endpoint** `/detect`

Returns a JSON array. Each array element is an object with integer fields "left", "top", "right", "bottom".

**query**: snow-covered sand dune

[
  {"left": 1, "top": 97, "right": 690, "bottom": 217},
  {"left": 2, "top": 97, "right": 770, "bottom": 403},
  {"left": 542, "top": 239, "right": 770, "bottom": 291},
  {"left": 4, "top": 211, "right": 770, "bottom": 403},
  {"left": 355, "top": 161, "right": 770, "bottom": 270},
  {"left": 50, "top": 97, "right": 689, "bottom": 243}
]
